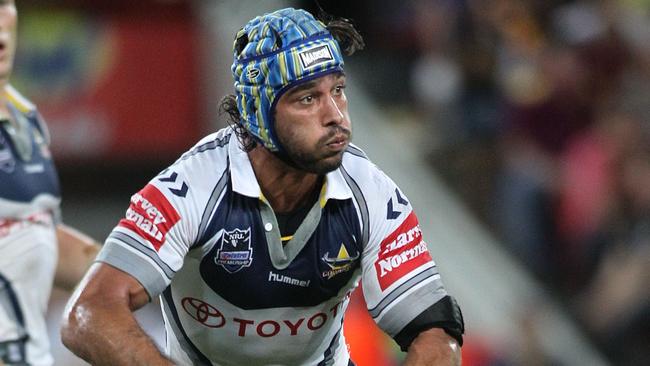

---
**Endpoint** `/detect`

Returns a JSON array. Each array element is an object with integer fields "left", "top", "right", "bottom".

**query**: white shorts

[{"left": 0, "top": 219, "right": 57, "bottom": 366}]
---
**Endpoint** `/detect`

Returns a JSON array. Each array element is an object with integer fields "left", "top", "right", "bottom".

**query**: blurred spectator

[
  {"left": 409, "top": 0, "right": 463, "bottom": 148},
  {"left": 576, "top": 149, "right": 650, "bottom": 365},
  {"left": 555, "top": 109, "right": 645, "bottom": 290}
]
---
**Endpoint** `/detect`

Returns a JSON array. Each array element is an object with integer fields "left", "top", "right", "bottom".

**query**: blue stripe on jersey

[
  {"left": 195, "top": 158, "right": 230, "bottom": 249},
  {"left": 0, "top": 272, "right": 29, "bottom": 364},
  {"left": 317, "top": 317, "right": 344, "bottom": 366},
  {"left": 108, "top": 231, "right": 176, "bottom": 280},
  {"left": 0, "top": 272, "right": 26, "bottom": 328},
  {"left": 344, "top": 145, "right": 368, "bottom": 160},
  {"left": 339, "top": 166, "right": 369, "bottom": 247},
  {"left": 177, "top": 133, "right": 230, "bottom": 163},
  {"left": 196, "top": 178, "right": 363, "bottom": 309},
  {"left": 162, "top": 288, "right": 213, "bottom": 365},
  {"left": 368, "top": 266, "right": 438, "bottom": 319}
]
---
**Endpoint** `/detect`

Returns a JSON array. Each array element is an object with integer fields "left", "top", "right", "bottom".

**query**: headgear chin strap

[{"left": 232, "top": 8, "right": 345, "bottom": 153}]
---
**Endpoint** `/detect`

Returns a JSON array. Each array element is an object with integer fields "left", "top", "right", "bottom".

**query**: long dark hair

[
  {"left": 219, "top": 11, "right": 364, "bottom": 152},
  {"left": 317, "top": 7, "right": 365, "bottom": 56},
  {"left": 219, "top": 94, "right": 257, "bottom": 152}
]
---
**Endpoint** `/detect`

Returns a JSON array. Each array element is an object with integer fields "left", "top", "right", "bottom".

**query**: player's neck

[{"left": 248, "top": 146, "right": 321, "bottom": 213}]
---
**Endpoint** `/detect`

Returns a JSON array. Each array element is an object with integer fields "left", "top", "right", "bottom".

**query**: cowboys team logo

[
  {"left": 215, "top": 228, "right": 253, "bottom": 273},
  {"left": 321, "top": 243, "right": 359, "bottom": 279}
]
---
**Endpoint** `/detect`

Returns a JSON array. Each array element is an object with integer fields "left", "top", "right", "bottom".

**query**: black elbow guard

[{"left": 393, "top": 295, "right": 465, "bottom": 351}]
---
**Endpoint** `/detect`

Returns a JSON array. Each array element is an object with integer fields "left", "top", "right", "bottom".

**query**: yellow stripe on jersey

[
  {"left": 259, "top": 192, "right": 269, "bottom": 204},
  {"left": 4, "top": 85, "right": 35, "bottom": 114},
  {"left": 319, "top": 180, "right": 328, "bottom": 208}
]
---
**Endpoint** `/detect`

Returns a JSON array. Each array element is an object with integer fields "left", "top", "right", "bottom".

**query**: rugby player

[{"left": 61, "top": 7, "right": 464, "bottom": 366}]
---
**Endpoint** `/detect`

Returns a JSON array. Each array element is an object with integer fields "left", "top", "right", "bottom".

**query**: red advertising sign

[{"left": 14, "top": 2, "right": 201, "bottom": 163}]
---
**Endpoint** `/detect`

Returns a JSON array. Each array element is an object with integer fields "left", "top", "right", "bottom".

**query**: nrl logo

[
  {"left": 215, "top": 228, "right": 253, "bottom": 273},
  {"left": 298, "top": 44, "right": 334, "bottom": 70},
  {"left": 321, "top": 243, "right": 359, "bottom": 279}
]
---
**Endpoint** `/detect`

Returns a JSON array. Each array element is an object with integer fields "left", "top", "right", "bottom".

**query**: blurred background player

[
  {"left": 0, "top": 1, "right": 100, "bottom": 365},
  {"left": 60, "top": 7, "right": 464, "bottom": 366}
]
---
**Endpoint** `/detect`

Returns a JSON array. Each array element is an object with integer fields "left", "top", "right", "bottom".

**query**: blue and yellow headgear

[{"left": 232, "top": 8, "right": 345, "bottom": 152}]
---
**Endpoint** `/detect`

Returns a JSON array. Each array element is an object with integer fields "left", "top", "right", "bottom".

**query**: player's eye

[
  {"left": 299, "top": 95, "right": 314, "bottom": 104},
  {"left": 333, "top": 85, "right": 346, "bottom": 95}
]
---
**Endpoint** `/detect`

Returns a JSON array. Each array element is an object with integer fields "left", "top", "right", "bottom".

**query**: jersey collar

[{"left": 228, "top": 134, "right": 353, "bottom": 204}]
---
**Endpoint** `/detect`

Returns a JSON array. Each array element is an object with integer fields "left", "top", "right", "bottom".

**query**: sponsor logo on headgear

[
  {"left": 215, "top": 228, "right": 253, "bottom": 273},
  {"left": 298, "top": 44, "right": 334, "bottom": 70},
  {"left": 321, "top": 243, "right": 359, "bottom": 279}
]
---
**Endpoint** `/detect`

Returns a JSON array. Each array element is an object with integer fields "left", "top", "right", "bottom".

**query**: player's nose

[{"left": 322, "top": 95, "right": 344, "bottom": 126}]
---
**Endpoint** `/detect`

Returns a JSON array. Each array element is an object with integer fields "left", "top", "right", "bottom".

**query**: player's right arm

[
  {"left": 60, "top": 133, "right": 228, "bottom": 365},
  {"left": 61, "top": 262, "right": 173, "bottom": 366}
]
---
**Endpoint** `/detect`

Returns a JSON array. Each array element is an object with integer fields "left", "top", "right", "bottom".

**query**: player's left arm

[
  {"left": 403, "top": 327, "right": 461, "bottom": 366},
  {"left": 54, "top": 224, "right": 101, "bottom": 291},
  {"left": 397, "top": 295, "right": 464, "bottom": 365},
  {"left": 357, "top": 167, "right": 464, "bottom": 365}
]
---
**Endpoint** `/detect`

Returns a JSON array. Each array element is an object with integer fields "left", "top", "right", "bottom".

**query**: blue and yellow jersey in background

[{"left": 0, "top": 85, "right": 61, "bottom": 366}]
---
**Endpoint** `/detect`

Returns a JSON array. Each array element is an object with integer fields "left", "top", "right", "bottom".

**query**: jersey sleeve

[
  {"left": 359, "top": 169, "right": 448, "bottom": 338},
  {"left": 96, "top": 151, "right": 218, "bottom": 298}
]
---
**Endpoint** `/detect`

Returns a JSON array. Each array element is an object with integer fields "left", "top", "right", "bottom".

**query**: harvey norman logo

[
  {"left": 298, "top": 44, "right": 334, "bottom": 70},
  {"left": 374, "top": 211, "right": 432, "bottom": 290}
]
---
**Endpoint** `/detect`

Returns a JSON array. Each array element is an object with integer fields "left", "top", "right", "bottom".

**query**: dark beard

[{"left": 277, "top": 126, "right": 351, "bottom": 174}]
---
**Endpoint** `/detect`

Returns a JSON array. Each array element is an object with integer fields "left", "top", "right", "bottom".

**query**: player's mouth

[
  {"left": 0, "top": 39, "right": 7, "bottom": 58},
  {"left": 325, "top": 134, "right": 349, "bottom": 152}
]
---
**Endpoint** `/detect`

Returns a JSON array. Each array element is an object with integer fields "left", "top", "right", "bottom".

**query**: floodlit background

[{"left": 12, "top": 0, "right": 649, "bottom": 365}]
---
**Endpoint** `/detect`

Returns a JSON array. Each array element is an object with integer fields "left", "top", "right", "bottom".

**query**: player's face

[
  {"left": 274, "top": 72, "right": 351, "bottom": 174},
  {"left": 0, "top": 0, "right": 17, "bottom": 86}
]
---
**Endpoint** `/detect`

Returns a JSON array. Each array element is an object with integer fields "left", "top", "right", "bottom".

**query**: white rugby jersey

[
  {"left": 98, "top": 127, "right": 448, "bottom": 366},
  {"left": 0, "top": 85, "right": 61, "bottom": 366}
]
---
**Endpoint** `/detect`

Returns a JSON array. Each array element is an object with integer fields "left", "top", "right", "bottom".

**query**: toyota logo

[{"left": 181, "top": 297, "right": 226, "bottom": 328}]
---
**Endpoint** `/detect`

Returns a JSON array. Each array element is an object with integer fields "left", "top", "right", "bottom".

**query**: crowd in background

[{"left": 300, "top": 0, "right": 650, "bottom": 364}]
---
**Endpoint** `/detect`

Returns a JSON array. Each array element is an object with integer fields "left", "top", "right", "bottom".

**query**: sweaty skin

[{"left": 404, "top": 328, "right": 461, "bottom": 366}]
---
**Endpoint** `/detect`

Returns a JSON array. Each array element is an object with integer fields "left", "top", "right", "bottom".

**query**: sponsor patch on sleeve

[
  {"left": 374, "top": 211, "right": 432, "bottom": 290},
  {"left": 118, "top": 184, "right": 181, "bottom": 251}
]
